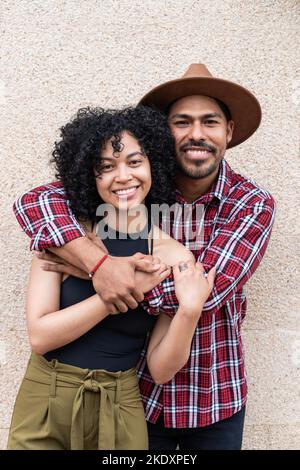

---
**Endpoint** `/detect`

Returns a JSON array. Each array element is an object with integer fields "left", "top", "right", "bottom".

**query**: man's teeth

[
  {"left": 114, "top": 186, "right": 139, "bottom": 195},
  {"left": 185, "top": 149, "right": 211, "bottom": 154}
]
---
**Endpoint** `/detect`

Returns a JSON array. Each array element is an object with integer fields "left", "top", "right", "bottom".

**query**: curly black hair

[{"left": 51, "top": 106, "right": 176, "bottom": 222}]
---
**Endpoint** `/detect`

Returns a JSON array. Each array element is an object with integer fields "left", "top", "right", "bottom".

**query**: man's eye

[
  {"left": 175, "top": 121, "right": 188, "bottom": 126},
  {"left": 205, "top": 120, "right": 218, "bottom": 125},
  {"left": 174, "top": 121, "right": 189, "bottom": 126}
]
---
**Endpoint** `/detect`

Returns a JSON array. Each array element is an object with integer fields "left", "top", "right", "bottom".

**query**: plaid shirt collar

[{"left": 175, "top": 158, "right": 233, "bottom": 206}]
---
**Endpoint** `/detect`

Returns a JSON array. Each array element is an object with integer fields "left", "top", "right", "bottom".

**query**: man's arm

[
  {"left": 200, "top": 195, "right": 275, "bottom": 315},
  {"left": 13, "top": 182, "right": 86, "bottom": 251},
  {"left": 144, "top": 195, "right": 276, "bottom": 317},
  {"left": 13, "top": 183, "right": 161, "bottom": 311}
]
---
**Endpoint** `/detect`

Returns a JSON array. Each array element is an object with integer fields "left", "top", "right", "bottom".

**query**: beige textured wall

[{"left": 1, "top": 0, "right": 299, "bottom": 450}]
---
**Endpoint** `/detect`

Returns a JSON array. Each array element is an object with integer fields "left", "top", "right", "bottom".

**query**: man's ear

[{"left": 226, "top": 120, "right": 234, "bottom": 144}]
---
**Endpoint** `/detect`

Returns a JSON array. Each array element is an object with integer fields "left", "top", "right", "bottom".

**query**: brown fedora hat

[{"left": 138, "top": 64, "right": 262, "bottom": 148}]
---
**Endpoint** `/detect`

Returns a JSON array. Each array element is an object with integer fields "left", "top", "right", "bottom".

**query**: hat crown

[{"left": 182, "top": 64, "right": 213, "bottom": 79}]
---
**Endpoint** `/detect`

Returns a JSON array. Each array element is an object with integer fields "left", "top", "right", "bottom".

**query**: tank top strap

[{"left": 149, "top": 223, "right": 154, "bottom": 256}]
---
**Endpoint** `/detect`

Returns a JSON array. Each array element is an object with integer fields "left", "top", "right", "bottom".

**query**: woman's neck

[{"left": 105, "top": 205, "right": 149, "bottom": 234}]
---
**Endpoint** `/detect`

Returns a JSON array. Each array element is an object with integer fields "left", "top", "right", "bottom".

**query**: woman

[{"left": 8, "top": 106, "right": 215, "bottom": 450}]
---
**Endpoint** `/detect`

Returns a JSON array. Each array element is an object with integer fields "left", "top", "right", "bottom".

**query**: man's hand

[
  {"left": 38, "top": 249, "right": 162, "bottom": 313},
  {"left": 92, "top": 253, "right": 161, "bottom": 313}
]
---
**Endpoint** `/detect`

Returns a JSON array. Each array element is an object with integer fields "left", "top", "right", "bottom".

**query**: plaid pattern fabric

[
  {"left": 13, "top": 160, "right": 275, "bottom": 428},
  {"left": 13, "top": 182, "right": 86, "bottom": 251}
]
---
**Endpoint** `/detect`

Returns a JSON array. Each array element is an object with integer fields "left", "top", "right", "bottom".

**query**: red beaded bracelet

[{"left": 88, "top": 254, "right": 108, "bottom": 278}]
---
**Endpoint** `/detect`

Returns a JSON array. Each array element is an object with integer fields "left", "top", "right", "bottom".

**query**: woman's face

[{"left": 95, "top": 131, "right": 152, "bottom": 211}]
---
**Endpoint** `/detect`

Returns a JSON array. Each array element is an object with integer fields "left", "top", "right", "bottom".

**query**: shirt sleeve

[
  {"left": 200, "top": 194, "right": 276, "bottom": 315},
  {"left": 142, "top": 273, "right": 179, "bottom": 318},
  {"left": 13, "top": 181, "right": 86, "bottom": 251},
  {"left": 144, "top": 194, "right": 275, "bottom": 318}
]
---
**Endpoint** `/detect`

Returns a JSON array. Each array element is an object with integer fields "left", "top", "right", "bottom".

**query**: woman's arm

[
  {"left": 146, "top": 307, "right": 199, "bottom": 385},
  {"left": 26, "top": 254, "right": 171, "bottom": 356},
  {"left": 26, "top": 255, "right": 113, "bottom": 355},
  {"left": 147, "top": 260, "right": 216, "bottom": 384}
]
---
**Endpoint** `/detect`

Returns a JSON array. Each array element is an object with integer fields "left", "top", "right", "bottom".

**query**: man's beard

[{"left": 175, "top": 155, "right": 219, "bottom": 180}]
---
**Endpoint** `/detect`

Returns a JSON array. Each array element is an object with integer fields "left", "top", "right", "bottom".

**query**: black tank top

[{"left": 44, "top": 218, "right": 156, "bottom": 371}]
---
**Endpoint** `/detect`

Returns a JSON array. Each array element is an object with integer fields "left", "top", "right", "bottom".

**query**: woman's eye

[
  {"left": 100, "top": 164, "right": 113, "bottom": 171},
  {"left": 129, "top": 159, "right": 142, "bottom": 166}
]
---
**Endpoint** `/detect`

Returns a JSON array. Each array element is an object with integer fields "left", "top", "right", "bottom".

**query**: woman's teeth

[{"left": 114, "top": 186, "right": 139, "bottom": 196}]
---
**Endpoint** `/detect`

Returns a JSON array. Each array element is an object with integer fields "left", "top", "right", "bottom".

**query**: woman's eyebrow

[
  {"left": 126, "top": 151, "right": 144, "bottom": 158},
  {"left": 100, "top": 156, "right": 114, "bottom": 161},
  {"left": 101, "top": 151, "right": 144, "bottom": 160}
]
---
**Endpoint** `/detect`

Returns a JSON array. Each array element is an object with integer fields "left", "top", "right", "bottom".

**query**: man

[{"left": 13, "top": 64, "right": 275, "bottom": 449}]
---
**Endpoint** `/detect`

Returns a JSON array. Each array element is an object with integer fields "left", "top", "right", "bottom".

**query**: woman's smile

[{"left": 112, "top": 184, "right": 141, "bottom": 199}]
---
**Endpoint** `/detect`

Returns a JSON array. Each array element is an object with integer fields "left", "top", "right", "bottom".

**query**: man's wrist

[
  {"left": 47, "top": 236, "right": 107, "bottom": 273},
  {"left": 79, "top": 238, "right": 108, "bottom": 272},
  {"left": 88, "top": 254, "right": 108, "bottom": 278}
]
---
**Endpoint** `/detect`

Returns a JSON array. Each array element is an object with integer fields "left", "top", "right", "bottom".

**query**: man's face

[{"left": 168, "top": 95, "right": 234, "bottom": 180}]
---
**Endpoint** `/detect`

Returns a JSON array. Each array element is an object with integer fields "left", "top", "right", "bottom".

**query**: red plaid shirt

[{"left": 13, "top": 160, "right": 275, "bottom": 428}]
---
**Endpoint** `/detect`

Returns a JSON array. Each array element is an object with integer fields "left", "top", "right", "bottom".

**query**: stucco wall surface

[{"left": 0, "top": 0, "right": 299, "bottom": 449}]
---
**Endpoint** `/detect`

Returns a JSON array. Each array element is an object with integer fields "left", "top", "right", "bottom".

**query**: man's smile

[{"left": 183, "top": 147, "right": 213, "bottom": 159}]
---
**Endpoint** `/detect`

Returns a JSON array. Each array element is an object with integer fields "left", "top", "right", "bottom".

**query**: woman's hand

[
  {"left": 36, "top": 251, "right": 90, "bottom": 280},
  {"left": 173, "top": 260, "right": 216, "bottom": 316}
]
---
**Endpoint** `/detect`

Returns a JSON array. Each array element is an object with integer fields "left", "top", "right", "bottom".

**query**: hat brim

[{"left": 138, "top": 77, "right": 261, "bottom": 148}]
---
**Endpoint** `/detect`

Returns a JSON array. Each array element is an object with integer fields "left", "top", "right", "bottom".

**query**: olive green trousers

[{"left": 7, "top": 353, "right": 148, "bottom": 450}]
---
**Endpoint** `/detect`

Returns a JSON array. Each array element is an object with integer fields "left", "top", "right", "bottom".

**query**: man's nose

[{"left": 188, "top": 122, "right": 206, "bottom": 141}]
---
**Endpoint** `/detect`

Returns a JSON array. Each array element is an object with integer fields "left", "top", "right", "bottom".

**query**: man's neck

[{"left": 175, "top": 167, "right": 219, "bottom": 203}]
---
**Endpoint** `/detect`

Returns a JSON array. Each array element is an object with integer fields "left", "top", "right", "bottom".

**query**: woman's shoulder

[{"left": 152, "top": 225, "right": 195, "bottom": 266}]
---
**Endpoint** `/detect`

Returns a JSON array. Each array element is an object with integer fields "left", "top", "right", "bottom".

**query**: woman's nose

[{"left": 114, "top": 165, "right": 133, "bottom": 182}]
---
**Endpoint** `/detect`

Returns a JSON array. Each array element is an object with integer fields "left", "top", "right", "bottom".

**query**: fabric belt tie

[
  {"left": 25, "top": 355, "right": 136, "bottom": 450},
  {"left": 70, "top": 371, "right": 122, "bottom": 450}
]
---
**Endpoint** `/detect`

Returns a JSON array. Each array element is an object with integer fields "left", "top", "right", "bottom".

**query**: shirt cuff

[
  {"left": 30, "top": 216, "right": 86, "bottom": 251},
  {"left": 142, "top": 274, "right": 178, "bottom": 318}
]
